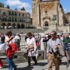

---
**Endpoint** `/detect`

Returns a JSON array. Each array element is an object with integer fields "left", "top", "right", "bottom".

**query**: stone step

[{"left": 0, "top": 29, "right": 44, "bottom": 34}]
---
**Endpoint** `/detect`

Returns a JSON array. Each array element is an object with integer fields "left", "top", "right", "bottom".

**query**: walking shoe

[
  {"left": 14, "top": 66, "right": 17, "bottom": 70},
  {"left": 27, "top": 65, "right": 31, "bottom": 67},
  {"left": 14, "top": 68, "right": 17, "bottom": 70},
  {"left": 66, "top": 61, "right": 69, "bottom": 68},
  {"left": 33, "top": 63, "right": 38, "bottom": 65}
]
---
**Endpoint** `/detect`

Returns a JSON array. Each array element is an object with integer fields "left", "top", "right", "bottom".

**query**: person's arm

[
  {"left": 55, "top": 39, "right": 62, "bottom": 49},
  {"left": 46, "top": 45, "right": 50, "bottom": 59},
  {"left": 5, "top": 36, "right": 13, "bottom": 43},
  {"left": 46, "top": 41, "right": 50, "bottom": 55},
  {"left": 66, "top": 50, "right": 69, "bottom": 60},
  {"left": 32, "top": 38, "right": 36, "bottom": 51}
]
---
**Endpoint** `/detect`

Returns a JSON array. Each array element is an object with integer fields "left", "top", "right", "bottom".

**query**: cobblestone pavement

[{"left": 0, "top": 57, "right": 70, "bottom": 70}]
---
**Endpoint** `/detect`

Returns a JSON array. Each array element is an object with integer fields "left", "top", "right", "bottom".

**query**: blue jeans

[{"left": 6, "top": 56, "right": 16, "bottom": 70}]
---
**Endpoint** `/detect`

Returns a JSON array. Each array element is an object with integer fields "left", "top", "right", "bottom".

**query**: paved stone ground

[{"left": 0, "top": 57, "right": 70, "bottom": 70}]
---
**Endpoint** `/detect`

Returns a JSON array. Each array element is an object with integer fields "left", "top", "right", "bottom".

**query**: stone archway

[
  {"left": 44, "top": 21, "right": 48, "bottom": 26},
  {"left": 17, "top": 23, "right": 20, "bottom": 29},
  {"left": 12, "top": 23, "right": 16, "bottom": 29},
  {"left": 20, "top": 24, "right": 25, "bottom": 29},
  {"left": 43, "top": 21, "right": 49, "bottom": 30},
  {"left": 7, "top": 23, "right": 12, "bottom": 29},
  {"left": 1, "top": 23, "right": 6, "bottom": 29}
]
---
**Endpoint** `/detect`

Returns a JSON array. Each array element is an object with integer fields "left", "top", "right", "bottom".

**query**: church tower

[
  {"left": 32, "top": 0, "right": 41, "bottom": 27},
  {"left": 32, "top": 0, "right": 64, "bottom": 31}
]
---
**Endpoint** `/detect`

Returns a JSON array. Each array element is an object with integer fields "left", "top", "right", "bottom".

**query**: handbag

[
  {"left": 6, "top": 42, "right": 18, "bottom": 59},
  {"left": 9, "top": 42, "right": 18, "bottom": 52},
  {"left": 28, "top": 44, "right": 34, "bottom": 52},
  {"left": 29, "top": 47, "right": 34, "bottom": 52}
]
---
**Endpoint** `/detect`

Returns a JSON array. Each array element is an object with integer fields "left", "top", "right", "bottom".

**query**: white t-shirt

[
  {"left": 14, "top": 35, "right": 20, "bottom": 40},
  {"left": 26, "top": 37, "right": 37, "bottom": 56},
  {"left": 5, "top": 36, "right": 15, "bottom": 44},
  {"left": 47, "top": 38, "right": 61, "bottom": 53},
  {"left": 26, "top": 37, "right": 36, "bottom": 51}
]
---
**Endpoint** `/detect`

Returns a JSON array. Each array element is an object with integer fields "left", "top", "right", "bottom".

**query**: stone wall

[{"left": 32, "top": 0, "right": 64, "bottom": 32}]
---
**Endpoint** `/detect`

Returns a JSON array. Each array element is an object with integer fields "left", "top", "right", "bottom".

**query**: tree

[
  {"left": 21, "top": 7, "right": 25, "bottom": 11},
  {"left": 15, "top": 8, "right": 17, "bottom": 10},
  {"left": 6, "top": 5, "right": 10, "bottom": 9},
  {"left": 0, "top": 2, "right": 4, "bottom": 7}
]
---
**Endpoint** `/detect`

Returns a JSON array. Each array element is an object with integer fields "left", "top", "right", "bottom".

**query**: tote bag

[{"left": 0, "top": 43, "right": 9, "bottom": 53}]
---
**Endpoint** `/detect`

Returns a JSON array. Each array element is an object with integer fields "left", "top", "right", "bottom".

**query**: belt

[{"left": 49, "top": 52, "right": 53, "bottom": 54}]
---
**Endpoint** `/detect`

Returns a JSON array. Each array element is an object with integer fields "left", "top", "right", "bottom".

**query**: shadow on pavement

[
  {"left": 17, "top": 62, "right": 47, "bottom": 70},
  {"left": 61, "top": 62, "right": 67, "bottom": 65},
  {"left": 32, "top": 62, "right": 47, "bottom": 66},
  {"left": 3, "top": 65, "right": 8, "bottom": 68},
  {"left": 17, "top": 66, "right": 33, "bottom": 70}
]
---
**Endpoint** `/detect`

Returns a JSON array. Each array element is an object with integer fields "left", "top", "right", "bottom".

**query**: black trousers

[{"left": 28, "top": 56, "right": 37, "bottom": 66}]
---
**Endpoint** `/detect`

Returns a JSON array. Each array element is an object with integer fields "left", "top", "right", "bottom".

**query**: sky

[{"left": 0, "top": 0, "right": 70, "bottom": 14}]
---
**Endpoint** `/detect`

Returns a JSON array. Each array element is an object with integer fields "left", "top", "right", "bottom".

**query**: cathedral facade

[{"left": 32, "top": 0, "right": 66, "bottom": 32}]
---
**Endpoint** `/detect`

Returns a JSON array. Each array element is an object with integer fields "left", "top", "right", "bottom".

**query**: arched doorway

[
  {"left": 1, "top": 23, "right": 6, "bottom": 29},
  {"left": 7, "top": 23, "right": 11, "bottom": 29},
  {"left": 17, "top": 23, "right": 20, "bottom": 29},
  {"left": 20, "top": 24, "right": 25, "bottom": 29},
  {"left": 44, "top": 21, "right": 49, "bottom": 29},
  {"left": 12, "top": 23, "right": 16, "bottom": 29},
  {"left": 44, "top": 21, "right": 48, "bottom": 26}
]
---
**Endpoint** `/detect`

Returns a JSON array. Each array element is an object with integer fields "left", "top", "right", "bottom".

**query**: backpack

[{"left": 6, "top": 42, "right": 18, "bottom": 59}]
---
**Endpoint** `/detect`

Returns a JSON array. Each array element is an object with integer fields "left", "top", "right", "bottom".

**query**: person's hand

[
  {"left": 55, "top": 46, "right": 59, "bottom": 50},
  {"left": 10, "top": 36, "right": 13, "bottom": 40}
]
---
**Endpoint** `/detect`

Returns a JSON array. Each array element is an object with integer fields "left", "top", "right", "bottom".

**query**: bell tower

[{"left": 32, "top": 0, "right": 41, "bottom": 27}]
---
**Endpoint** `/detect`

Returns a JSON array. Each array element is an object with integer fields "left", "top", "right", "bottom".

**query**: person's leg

[
  {"left": 68, "top": 51, "right": 70, "bottom": 63},
  {"left": 28, "top": 56, "right": 31, "bottom": 66},
  {"left": 54, "top": 57, "right": 60, "bottom": 70},
  {"left": 6, "top": 57, "right": 13, "bottom": 70},
  {"left": 48, "top": 60, "right": 53, "bottom": 70},
  {"left": 47, "top": 53, "right": 54, "bottom": 70},
  {"left": 6, "top": 57, "right": 17, "bottom": 70},
  {"left": 32, "top": 56, "right": 37, "bottom": 65},
  {"left": 0, "top": 59, "right": 3, "bottom": 68},
  {"left": 10, "top": 58, "right": 17, "bottom": 70},
  {"left": 66, "top": 51, "right": 70, "bottom": 68}
]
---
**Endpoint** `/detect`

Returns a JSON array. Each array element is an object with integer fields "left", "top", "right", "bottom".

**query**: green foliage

[
  {"left": 21, "top": 7, "right": 25, "bottom": 11},
  {"left": 15, "top": 8, "right": 17, "bottom": 10},
  {"left": 0, "top": 2, "right": 4, "bottom": 7},
  {"left": 6, "top": 5, "right": 10, "bottom": 9}
]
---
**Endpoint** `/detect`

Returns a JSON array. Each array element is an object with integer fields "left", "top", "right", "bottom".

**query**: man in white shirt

[{"left": 47, "top": 31, "right": 62, "bottom": 70}]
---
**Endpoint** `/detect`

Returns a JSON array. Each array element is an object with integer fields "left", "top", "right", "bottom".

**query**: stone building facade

[
  {"left": 32, "top": 0, "right": 66, "bottom": 32},
  {"left": 65, "top": 13, "right": 70, "bottom": 23},
  {"left": 0, "top": 7, "right": 32, "bottom": 29}
]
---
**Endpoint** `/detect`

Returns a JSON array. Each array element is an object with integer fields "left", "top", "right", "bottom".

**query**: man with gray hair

[{"left": 46, "top": 31, "right": 62, "bottom": 70}]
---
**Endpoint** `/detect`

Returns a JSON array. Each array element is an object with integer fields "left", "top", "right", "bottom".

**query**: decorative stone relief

[{"left": 40, "top": 2, "right": 55, "bottom": 11}]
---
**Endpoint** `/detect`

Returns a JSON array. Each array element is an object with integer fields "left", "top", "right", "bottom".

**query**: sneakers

[{"left": 27, "top": 65, "right": 31, "bottom": 67}]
